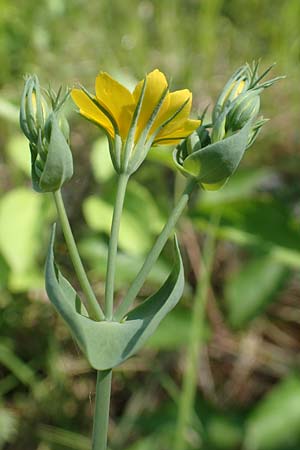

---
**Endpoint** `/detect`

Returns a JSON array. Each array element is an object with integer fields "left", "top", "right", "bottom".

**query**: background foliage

[{"left": 1, "top": 0, "right": 300, "bottom": 449}]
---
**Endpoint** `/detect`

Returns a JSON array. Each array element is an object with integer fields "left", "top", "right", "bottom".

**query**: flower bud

[
  {"left": 58, "top": 114, "right": 70, "bottom": 142},
  {"left": 226, "top": 90, "right": 260, "bottom": 132},
  {"left": 212, "top": 68, "right": 249, "bottom": 124},
  {"left": 20, "top": 75, "right": 73, "bottom": 193},
  {"left": 174, "top": 121, "right": 252, "bottom": 191},
  {"left": 174, "top": 61, "right": 283, "bottom": 191},
  {"left": 211, "top": 61, "right": 283, "bottom": 145},
  {"left": 20, "top": 75, "right": 48, "bottom": 141}
]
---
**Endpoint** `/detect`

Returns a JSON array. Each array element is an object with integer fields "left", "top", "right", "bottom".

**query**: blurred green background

[{"left": 1, "top": 0, "right": 300, "bottom": 449}]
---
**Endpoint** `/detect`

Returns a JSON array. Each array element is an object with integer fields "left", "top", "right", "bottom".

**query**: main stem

[
  {"left": 114, "top": 177, "right": 197, "bottom": 321},
  {"left": 92, "top": 173, "right": 129, "bottom": 450},
  {"left": 174, "top": 227, "right": 216, "bottom": 450},
  {"left": 104, "top": 173, "right": 129, "bottom": 320},
  {"left": 92, "top": 370, "right": 112, "bottom": 450},
  {"left": 53, "top": 190, "right": 104, "bottom": 321}
]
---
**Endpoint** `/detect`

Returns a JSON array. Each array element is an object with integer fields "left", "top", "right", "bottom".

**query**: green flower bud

[
  {"left": 20, "top": 75, "right": 73, "bottom": 193},
  {"left": 211, "top": 61, "right": 284, "bottom": 145},
  {"left": 226, "top": 90, "right": 261, "bottom": 132},
  {"left": 20, "top": 75, "right": 48, "bottom": 141},
  {"left": 173, "top": 61, "right": 284, "bottom": 191},
  {"left": 58, "top": 114, "right": 70, "bottom": 143},
  {"left": 212, "top": 67, "right": 249, "bottom": 124}
]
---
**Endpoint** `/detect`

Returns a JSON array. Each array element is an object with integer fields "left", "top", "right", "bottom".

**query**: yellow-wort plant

[{"left": 20, "top": 62, "right": 282, "bottom": 450}]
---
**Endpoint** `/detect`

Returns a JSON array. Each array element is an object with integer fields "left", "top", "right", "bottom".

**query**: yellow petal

[
  {"left": 148, "top": 89, "right": 191, "bottom": 136},
  {"left": 147, "top": 92, "right": 170, "bottom": 136},
  {"left": 71, "top": 89, "right": 115, "bottom": 137},
  {"left": 154, "top": 119, "right": 201, "bottom": 145},
  {"left": 133, "top": 69, "right": 169, "bottom": 141},
  {"left": 95, "top": 72, "right": 135, "bottom": 139},
  {"left": 155, "top": 91, "right": 193, "bottom": 139}
]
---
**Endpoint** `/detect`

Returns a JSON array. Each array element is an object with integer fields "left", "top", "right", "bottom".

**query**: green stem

[
  {"left": 104, "top": 173, "right": 129, "bottom": 320},
  {"left": 92, "top": 370, "right": 112, "bottom": 450},
  {"left": 114, "top": 177, "right": 197, "bottom": 322},
  {"left": 174, "top": 222, "right": 217, "bottom": 450},
  {"left": 53, "top": 190, "right": 104, "bottom": 321},
  {"left": 91, "top": 174, "right": 129, "bottom": 449}
]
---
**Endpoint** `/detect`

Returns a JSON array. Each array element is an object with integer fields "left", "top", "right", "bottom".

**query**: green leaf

[
  {"left": 146, "top": 308, "right": 191, "bottom": 350},
  {"left": 9, "top": 269, "right": 44, "bottom": 292},
  {"left": 45, "top": 225, "right": 184, "bottom": 370},
  {"left": 182, "top": 121, "right": 251, "bottom": 187},
  {"left": 206, "top": 414, "right": 243, "bottom": 449},
  {"left": 90, "top": 137, "right": 115, "bottom": 182},
  {"left": 244, "top": 376, "right": 300, "bottom": 450},
  {"left": 38, "top": 424, "right": 90, "bottom": 450},
  {"left": 0, "top": 188, "right": 41, "bottom": 274},
  {"left": 6, "top": 133, "right": 31, "bottom": 176},
  {"left": 146, "top": 307, "right": 210, "bottom": 351},
  {"left": 126, "top": 440, "right": 153, "bottom": 450},
  {"left": 0, "top": 255, "right": 9, "bottom": 289},
  {"left": 225, "top": 256, "right": 289, "bottom": 328},
  {"left": 0, "top": 343, "right": 38, "bottom": 388},
  {"left": 193, "top": 184, "right": 300, "bottom": 269},
  {"left": 39, "top": 115, "right": 73, "bottom": 192},
  {"left": 199, "top": 168, "right": 274, "bottom": 208}
]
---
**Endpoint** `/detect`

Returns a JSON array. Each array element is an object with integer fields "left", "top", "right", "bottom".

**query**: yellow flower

[{"left": 71, "top": 69, "right": 200, "bottom": 173}]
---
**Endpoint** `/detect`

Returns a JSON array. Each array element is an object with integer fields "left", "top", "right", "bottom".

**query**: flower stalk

[
  {"left": 104, "top": 174, "right": 129, "bottom": 320},
  {"left": 114, "top": 176, "right": 197, "bottom": 321},
  {"left": 91, "top": 171, "right": 128, "bottom": 448},
  {"left": 53, "top": 190, "right": 104, "bottom": 321}
]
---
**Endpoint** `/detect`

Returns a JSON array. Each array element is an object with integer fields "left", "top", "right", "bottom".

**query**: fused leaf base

[
  {"left": 174, "top": 120, "right": 252, "bottom": 190},
  {"left": 45, "top": 226, "right": 184, "bottom": 370}
]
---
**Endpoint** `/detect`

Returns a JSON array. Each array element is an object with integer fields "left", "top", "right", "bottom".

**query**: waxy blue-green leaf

[
  {"left": 39, "top": 115, "right": 73, "bottom": 192},
  {"left": 45, "top": 225, "right": 184, "bottom": 370},
  {"left": 174, "top": 121, "right": 252, "bottom": 190}
]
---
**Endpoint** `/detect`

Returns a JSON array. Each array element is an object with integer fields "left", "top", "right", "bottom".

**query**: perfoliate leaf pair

[
  {"left": 174, "top": 121, "right": 252, "bottom": 190},
  {"left": 45, "top": 226, "right": 184, "bottom": 370}
]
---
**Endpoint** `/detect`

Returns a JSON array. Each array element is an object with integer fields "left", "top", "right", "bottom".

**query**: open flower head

[{"left": 71, "top": 69, "right": 200, "bottom": 173}]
